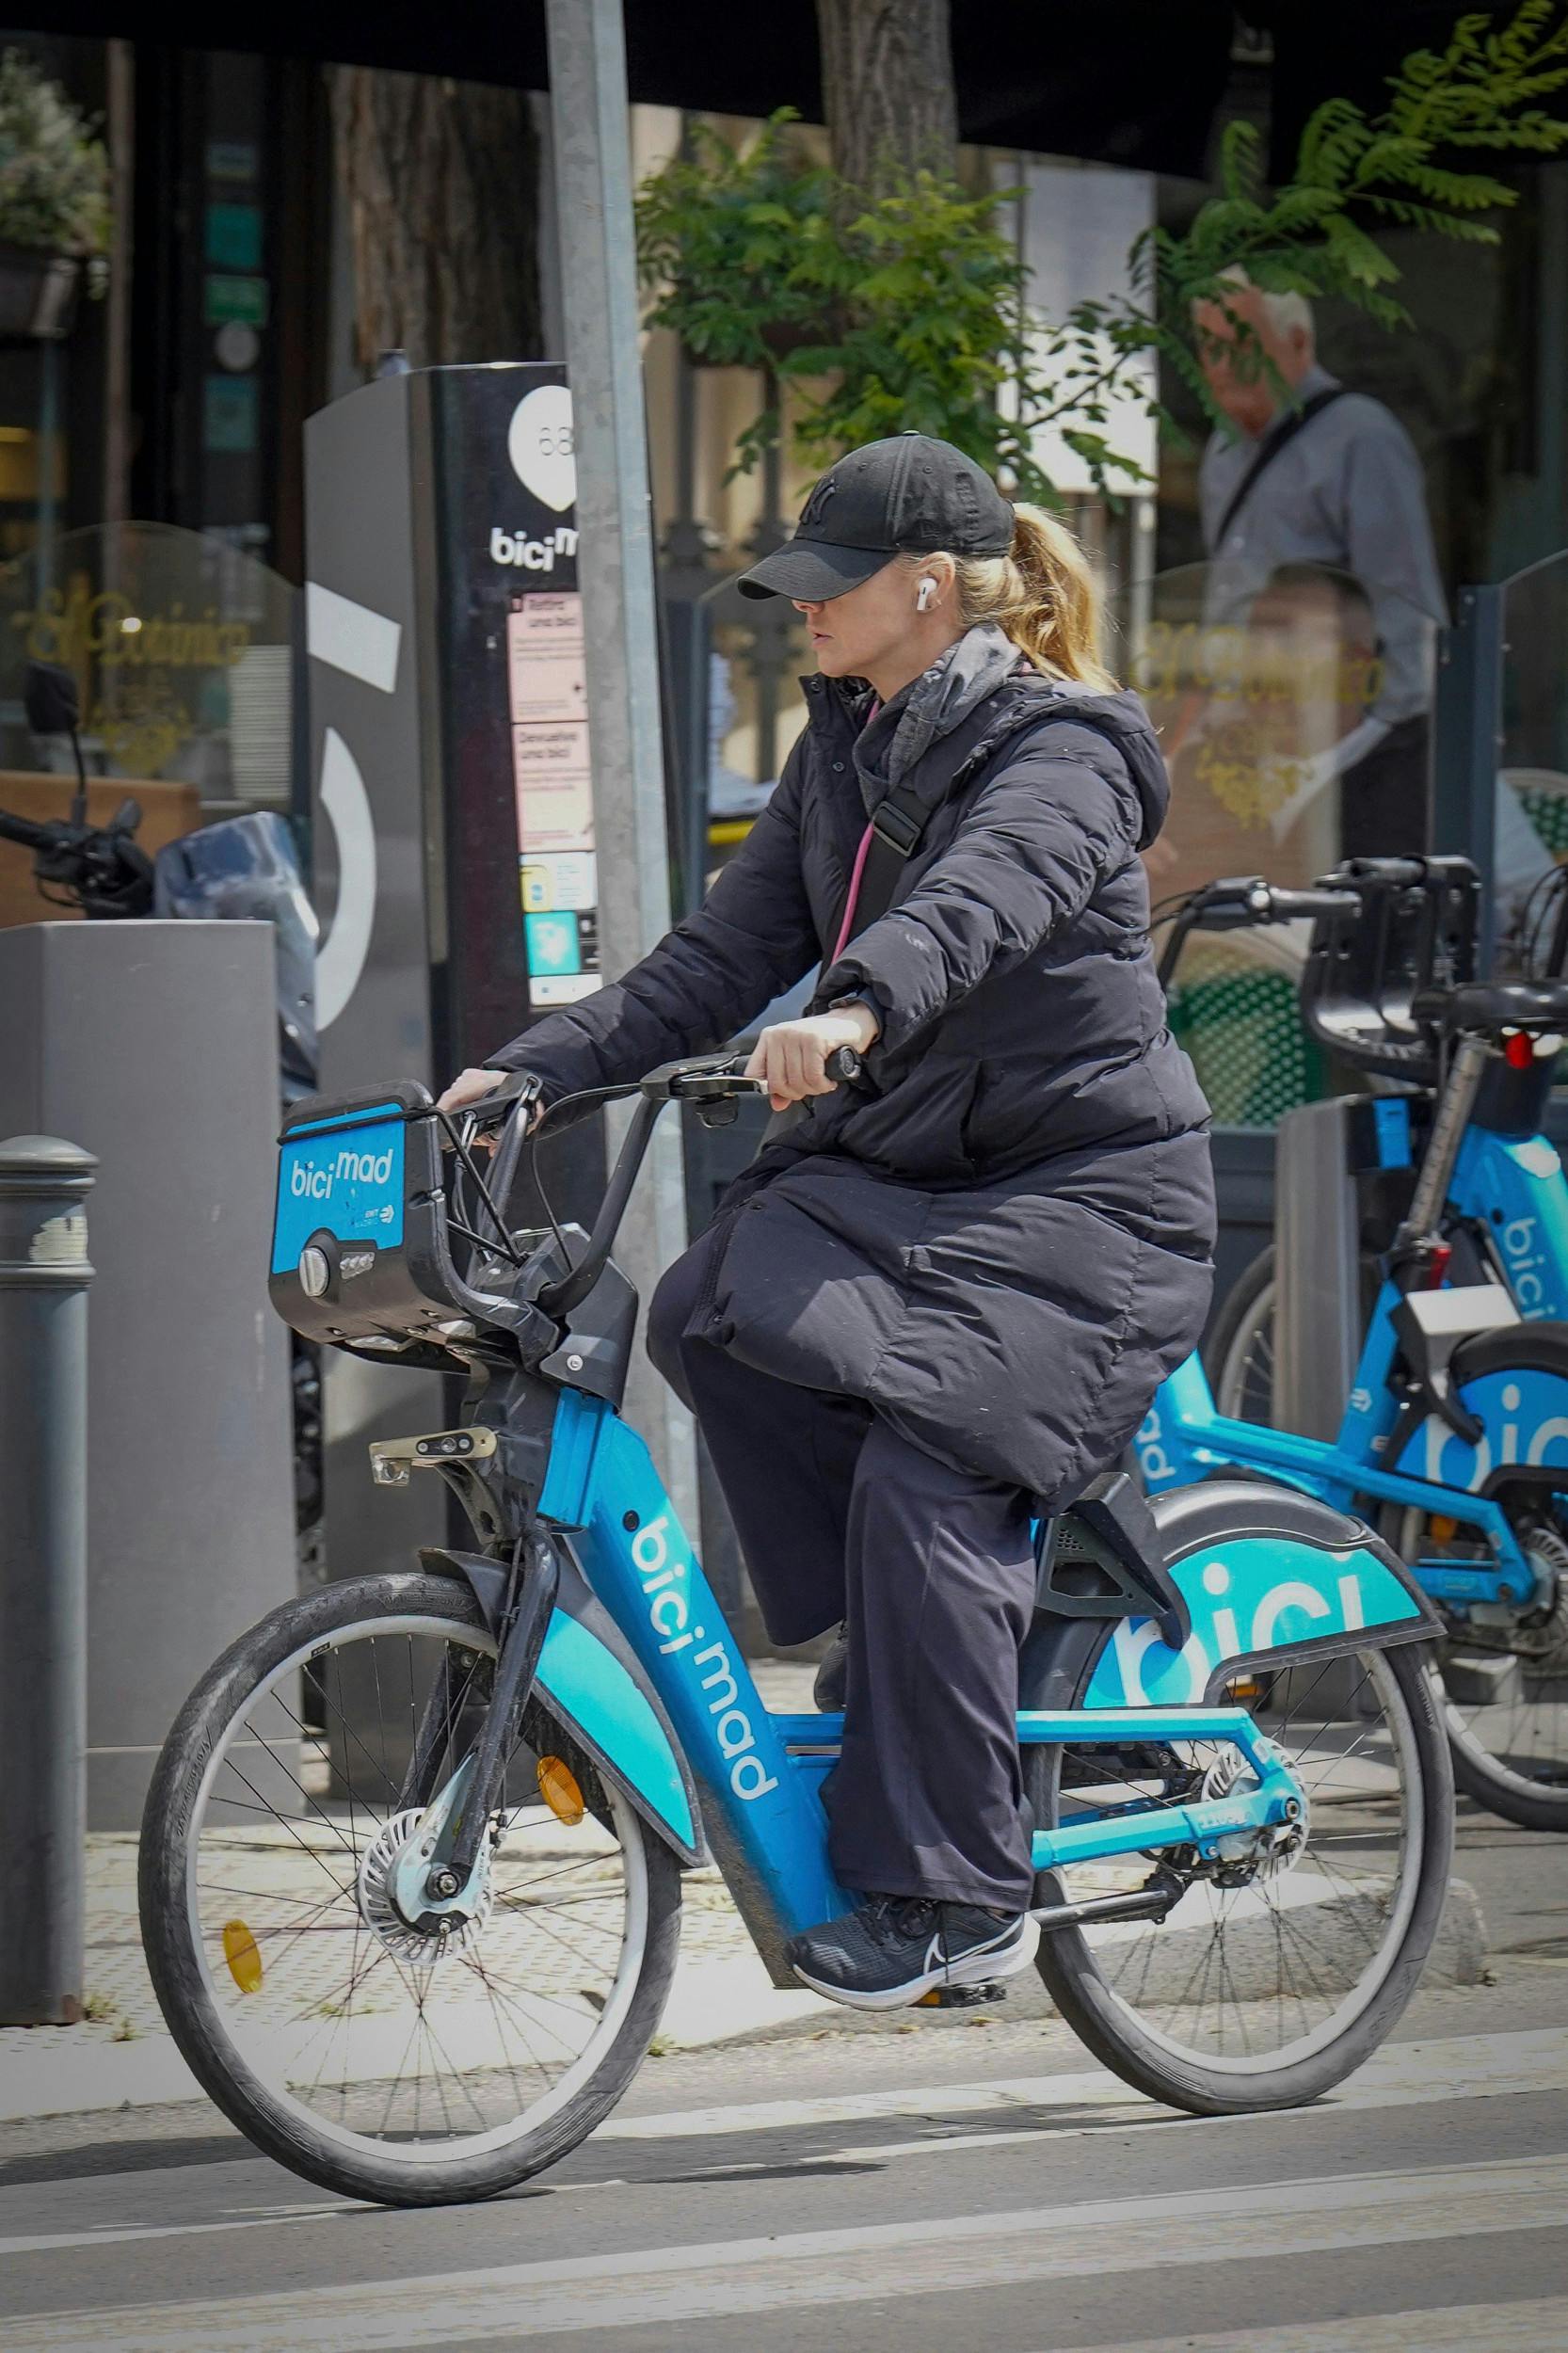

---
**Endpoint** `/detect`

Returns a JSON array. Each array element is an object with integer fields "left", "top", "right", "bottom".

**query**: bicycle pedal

[{"left": 915, "top": 1979, "right": 1008, "bottom": 2009}]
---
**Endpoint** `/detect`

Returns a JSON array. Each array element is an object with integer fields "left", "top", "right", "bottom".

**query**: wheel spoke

[
  {"left": 1040, "top": 1644, "right": 1430, "bottom": 2083},
  {"left": 155, "top": 1600, "right": 662, "bottom": 2178}
]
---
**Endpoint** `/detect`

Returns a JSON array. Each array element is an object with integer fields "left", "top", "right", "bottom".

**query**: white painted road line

[
  {"left": 599, "top": 2024, "right": 1568, "bottom": 2142},
  {"left": 6, "top": 2155, "right": 1566, "bottom": 2351},
  {"left": 0, "top": 2205, "right": 362, "bottom": 2261},
  {"left": 1038, "top": 2297, "right": 1568, "bottom": 2353},
  {"left": 3, "top": 2025, "right": 1565, "bottom": 2258}
]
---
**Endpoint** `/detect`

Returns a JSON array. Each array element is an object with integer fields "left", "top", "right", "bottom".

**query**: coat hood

[
  {"left": 809, "top": 645, "right": 1171, "bottom": 854},
  {"left": 1026, "top": 678, "right": 1171, "bottom": 851}
]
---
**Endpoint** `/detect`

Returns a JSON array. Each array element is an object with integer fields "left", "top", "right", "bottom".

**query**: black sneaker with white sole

[{"left": 787, "top": 1896, "right": 1039, "bottom": 2011}]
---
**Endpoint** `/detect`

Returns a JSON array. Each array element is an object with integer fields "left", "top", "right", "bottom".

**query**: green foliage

[
  {"left": 634, "top": 113, "right": 835, "bottom": 373},
  {"left": 1066, "top": 0, "right": 1568, "bottom": 472},
  {"left": 0, "top": 50, "right": 110, "bottom": 265},
  {"left": 635, "top": 6, "right": 1568, "bottom": 501}
]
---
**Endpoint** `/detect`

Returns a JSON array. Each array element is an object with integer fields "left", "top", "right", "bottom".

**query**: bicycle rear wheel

[
  {"left": 1031, "top": 1637, "right": 1451, "bottom": 2115},
  {"left": 139, "top": 1571, "right": 681, "bottom": 2205}
]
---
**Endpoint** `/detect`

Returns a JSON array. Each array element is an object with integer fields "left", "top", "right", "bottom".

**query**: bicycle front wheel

[
  {"left": 139, "top": 1571, "right": 682, "bottom": 2205},
  {"left": 1032, "top": 1637, "right": 1452, "bottom": 2115}
]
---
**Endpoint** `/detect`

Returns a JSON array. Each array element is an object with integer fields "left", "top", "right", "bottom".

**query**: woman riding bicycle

[{"left": 441, "top": 432, "right": 1215, "bottom": 2008}]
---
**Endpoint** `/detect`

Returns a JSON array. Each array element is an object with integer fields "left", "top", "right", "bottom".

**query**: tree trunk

[
  {"left": 330, "top": 67, "right": 542, "bottom": 372},
  {"left": 814, "top": 0, "right": 959, "bottom": 190}
]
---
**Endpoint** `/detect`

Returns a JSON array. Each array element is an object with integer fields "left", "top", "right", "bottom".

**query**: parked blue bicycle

[
  {"left": 141, "top": 1055, "right": 1451, "bottom": 2205},
  {"left": 1145, "top": 856, "right": 1568, "bottom": 1830}
]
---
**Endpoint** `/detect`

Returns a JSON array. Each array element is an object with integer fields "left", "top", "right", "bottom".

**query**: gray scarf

[{"left": 854, "top": 622, "right": 1022, "bottom": 809}]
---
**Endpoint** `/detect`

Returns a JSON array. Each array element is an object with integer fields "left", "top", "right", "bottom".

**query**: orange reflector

[
  {"left": 537, "top": 1755, "right": 585, "bottom": 1826},
  {"left": 916, "top": 1990, "right": 942, "bottom": 2007},
  {"left": 222, "top": 1920, "right": 263, "bottom": 1993},
  {"left": 1429, "top": 1514, "right": 1458, "bottom": 1543}
]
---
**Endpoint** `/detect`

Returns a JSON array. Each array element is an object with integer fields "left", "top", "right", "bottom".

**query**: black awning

[{"left": 51, "top": 2, "right": 1237, "bottom": 180}]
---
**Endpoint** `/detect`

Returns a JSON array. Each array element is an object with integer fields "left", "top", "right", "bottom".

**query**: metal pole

[
  {"left": 1432, "top": 584, "right": 1502, "bottom": 972},
  {"left": 0, "top": 1137, "right": 96, "bottom": 2025},
  {"left": 544, "top": 0, "right": 698, "bottom": 1534}
]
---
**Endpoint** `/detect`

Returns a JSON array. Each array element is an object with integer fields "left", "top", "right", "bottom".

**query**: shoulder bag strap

[
  {"left": 841, "top": 705, "right": 1127, "bottom": 948},
  {"left": 1211, "top": 385, "right": 1348, "bottom": 549}
]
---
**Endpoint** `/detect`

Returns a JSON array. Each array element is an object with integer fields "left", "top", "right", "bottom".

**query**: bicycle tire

[
  {"left": 139, "top": 1570, "right": 683, "bottom": 2205},
  {"left": 1204, "top": 1244, "right": 1277, "bottom": 1423},
  {"left": 1380, "top": 1321, "right": 1568, "bottom": 1832},
  {"left": 1030, "top": 1637, "right": 1452, "bottom": 2116}
]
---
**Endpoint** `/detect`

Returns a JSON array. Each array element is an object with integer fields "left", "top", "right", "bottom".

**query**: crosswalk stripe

[
  {"left": 599, "top": 2024, "right": 1568, "bottom": 2141},
  {"left": 1037, "top": 2297, "right": 1568, "bottom": 2353},
  {"left": 2, "top": 2025, "right": 1563, "bottom": 2259},
  {"left": 5, "top": 2153, "right": 1565, "bottom": 2350}
]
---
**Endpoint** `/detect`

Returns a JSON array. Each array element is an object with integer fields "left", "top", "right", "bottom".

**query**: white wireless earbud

[{"left": 916, "top": 577, "right": 937, "bottom": 613}]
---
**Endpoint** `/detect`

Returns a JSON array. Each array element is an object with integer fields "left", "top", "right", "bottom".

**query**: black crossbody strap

[
  {"left": 1212, "top": 385, "right": 1348, "bottom": 549},
  {"left": 840, "top": 706, "right": 1126, "bottom": 949},
  {"left": 847, "top": 780, "right": 933, "bottom": 936}
]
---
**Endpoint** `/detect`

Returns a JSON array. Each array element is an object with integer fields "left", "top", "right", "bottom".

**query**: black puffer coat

[{"left": 494, "top": 650, "right": 1215, "bottom": 1504}]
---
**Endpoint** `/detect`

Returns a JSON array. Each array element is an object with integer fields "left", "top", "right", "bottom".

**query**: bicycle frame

[
  {"left": 1135, "top": 1068, "right": 1568, "bottom": 1611},
  {"left": 272, "top": 1073, "right": 1437, "bottom": 1992},
  {"left": 1139, "top": 1231, "right": 1568, "bottom": 1614},
  {"left": 1453, "top": 1123, "right": 1568, "bottom": 1322},
  {"left": 531, "top": 1385, "right": 1422, "bottom": 1983}
]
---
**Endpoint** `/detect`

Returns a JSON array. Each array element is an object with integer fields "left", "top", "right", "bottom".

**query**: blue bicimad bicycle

[{"left": 140, "top": 1055, "right": 1452, "bottom": 2205}]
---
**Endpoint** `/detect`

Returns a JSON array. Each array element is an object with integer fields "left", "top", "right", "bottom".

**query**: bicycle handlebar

[
  {"left": 469, "top": 1046, "right": 865, "bottom": 1328},
  {"left": 0, "top": 808, "right": 53, "bottom": 853},
  {"left": 1155, "top": 876, "right": 1359, "bottom": 988},
  {"left": 0, "top": 797, "right": 154, "bottom": 919}
]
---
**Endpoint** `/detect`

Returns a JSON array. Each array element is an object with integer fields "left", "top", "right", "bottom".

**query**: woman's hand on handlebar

[
  {"left": 438, "top": 1067, "right": 514, "bottom": 1118},
  {"left": 744, "top": 1005, "right": 879, "bottom": 1113},
  {"left": 437, "top": 1069, "right": 545, "bottom": 1158}
]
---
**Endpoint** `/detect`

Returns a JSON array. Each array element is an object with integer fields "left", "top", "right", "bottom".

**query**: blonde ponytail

[{"left": 908, "top": 503, "right": 1116, "bottom": 692}]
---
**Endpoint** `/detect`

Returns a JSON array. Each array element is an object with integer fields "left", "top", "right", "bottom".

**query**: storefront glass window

[
  {"left": 1130, "top": 559, "right": 1436, "bottom": 1128},
  {"left": 0, "top": 520, "right": 295, "bottom": 807}
]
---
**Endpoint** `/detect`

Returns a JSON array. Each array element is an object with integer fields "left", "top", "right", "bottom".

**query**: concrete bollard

[{"left": 0, "top": 1136, "right": 96, "bottom": 2025}]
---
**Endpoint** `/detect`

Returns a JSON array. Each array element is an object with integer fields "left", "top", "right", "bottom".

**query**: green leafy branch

[{"left": 635, "top": 4, "right": 1568, "bottom": 506}]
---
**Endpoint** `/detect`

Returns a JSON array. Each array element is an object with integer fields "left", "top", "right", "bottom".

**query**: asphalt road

[{"left": 5, "top": 1798, "right": 1568, "bottom": 2353}]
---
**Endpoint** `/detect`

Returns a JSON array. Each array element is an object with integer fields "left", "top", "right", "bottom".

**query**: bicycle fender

[
  {"left": 418, "top": 1545, "right": 703, "bottom": 1866},
  {"left": 1032, "top": 1481, "right": 1440, "bottom": 1712}
]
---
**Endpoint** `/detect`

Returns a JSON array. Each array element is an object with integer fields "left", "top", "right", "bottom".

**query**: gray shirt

[{"left": 1198, "top": 363, "right": 1446, "bottom": 731}]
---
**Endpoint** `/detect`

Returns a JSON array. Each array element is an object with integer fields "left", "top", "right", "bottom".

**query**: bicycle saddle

[
  {"left": 1037, "top": 1470, "right": 1190, "bottom": 1651},
  {"left": 1411, "top": 979, "right": 1568, "bottom": 1035}
]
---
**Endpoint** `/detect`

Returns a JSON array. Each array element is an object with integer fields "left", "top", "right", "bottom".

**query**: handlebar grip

[
  {"left": 824, "top": 1045, "right": 863, "bottom": 1084},
  {"left": 0, "top": 808, "right": 53, "bottom": 852},
  {"left": 1336, "top": 856, "right": 1429, "bottom": 888},
  {"left": 1267, "top": 888, "right": 1360, "bottom": 921}
]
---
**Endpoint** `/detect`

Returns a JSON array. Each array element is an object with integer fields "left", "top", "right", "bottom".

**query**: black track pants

[{"left": 648, "top": 1230, "right": 1038, "bottom": 1912}]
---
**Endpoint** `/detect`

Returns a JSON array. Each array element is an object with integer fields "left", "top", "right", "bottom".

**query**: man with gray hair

[{"left": 1192, "top": 273, "right": 1445, "bottom": 857}]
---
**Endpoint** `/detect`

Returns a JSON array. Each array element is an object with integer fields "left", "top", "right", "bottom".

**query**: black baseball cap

[{"left": 736, "top": 432, "right": 1015, "bottom": 602}]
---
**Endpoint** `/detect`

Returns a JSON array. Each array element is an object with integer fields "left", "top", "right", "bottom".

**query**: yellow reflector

[
  {"left": 222, "top": 1920, "right": 263, "bottom": 1993},
  {"left": 537, "top": 1754, "right": 585, "bottom": 1826}
]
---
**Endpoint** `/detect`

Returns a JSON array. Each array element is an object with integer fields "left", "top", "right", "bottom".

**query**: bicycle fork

[{"left": 390, "top": 1535, "right": 560, "bottom": 1928}]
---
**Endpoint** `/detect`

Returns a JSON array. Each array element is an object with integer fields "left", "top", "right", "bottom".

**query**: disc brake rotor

[{"left": 358, "top": 1809, "right": 494, "bottom": 1962}]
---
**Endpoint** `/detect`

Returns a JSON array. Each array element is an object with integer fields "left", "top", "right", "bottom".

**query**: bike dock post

[{"left": 0, "top": 1135, "right": 96, "bottom": 2025}]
